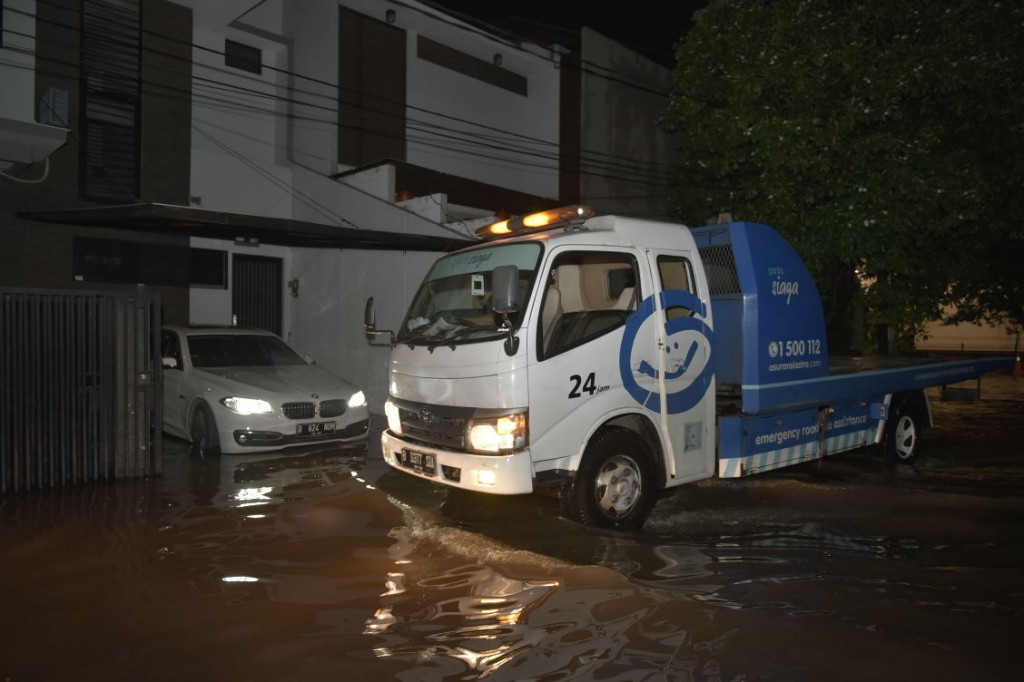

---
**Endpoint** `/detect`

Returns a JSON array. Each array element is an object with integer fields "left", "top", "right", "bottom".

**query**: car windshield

[
  {"left": 398, "top": 242, "right": 542, "bottom": 346},
  {"left": 186, "top": 334, "right": 307, "bottom": 368}
]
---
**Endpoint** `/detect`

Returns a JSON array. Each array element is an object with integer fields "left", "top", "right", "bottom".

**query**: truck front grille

[{"left": 396, "top": 401, "right": 471, "bottom": 451}]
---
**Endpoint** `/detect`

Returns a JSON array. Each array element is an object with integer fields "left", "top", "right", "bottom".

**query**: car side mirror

[{"left": 161, "top": 356, "right": 178, "bottom": 370}]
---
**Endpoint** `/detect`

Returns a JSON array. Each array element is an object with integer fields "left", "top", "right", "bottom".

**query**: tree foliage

[{"left": 663, "top": 0, "right": 1024, "bottom": 348}]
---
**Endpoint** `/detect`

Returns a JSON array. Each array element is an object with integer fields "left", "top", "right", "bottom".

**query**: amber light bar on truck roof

[{"left": 475, "top": 205, "right": 595, "bottom": 239}]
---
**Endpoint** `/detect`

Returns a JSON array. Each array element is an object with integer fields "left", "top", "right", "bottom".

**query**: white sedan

[{"left": 160, "top": 326, "right": 369, "bottom": 456}]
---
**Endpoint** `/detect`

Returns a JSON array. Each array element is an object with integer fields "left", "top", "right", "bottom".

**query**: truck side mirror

[
  {"left": 364, "top": 297, "right": 395, "bottom": 345},
  {"left": 491, "top": 265, "right": 521, "bottom": 355},
  {"left": 491, "top": 265, "right": 522, "bottom": 314}
]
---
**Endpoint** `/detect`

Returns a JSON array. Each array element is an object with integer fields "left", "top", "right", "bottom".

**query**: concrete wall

[
  {"left": 185, "top": 0, "right": 560, "bottom": 220},
  {"left": 288, "top": 247, "right": 439, "bottom": 412},
  {"left": 343, "top": 0, "right": 561, "bottom": 199},
  {"left": 189, "top": 14, "right": 294, "bottom": 216},
  {"left": 918, "top": 314, "right": 1020, "bottom": 354},
  {"left": 580, "top": 28, "right": 676, "bottom": 219},
  {"left": 284, "top": 0, "right": 338, "bottom": 175}
]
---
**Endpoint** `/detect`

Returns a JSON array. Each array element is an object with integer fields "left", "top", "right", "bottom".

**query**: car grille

[
  {"left": 281, "top": 400, "right": 348, "bottom": 420},
  {"left": 282, "top": 402, "right": 315, "bottom": 420},
  {"left": 319, "top": 399, "right": 347, "bottom": 418},
  {"left": 397, "top": 403, "right": 469, "bottom": 450}
]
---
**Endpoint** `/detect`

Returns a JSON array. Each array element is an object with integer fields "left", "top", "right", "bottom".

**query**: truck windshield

[{"left": 399, "top": 242, "right": 542, "bottom": 347}]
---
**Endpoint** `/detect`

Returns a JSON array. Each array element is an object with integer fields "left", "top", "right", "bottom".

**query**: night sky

[{"left": 429, "top": 0, "right": 709, "bottom": 64}]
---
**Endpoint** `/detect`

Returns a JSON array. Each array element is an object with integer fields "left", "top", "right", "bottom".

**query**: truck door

[
  {"left": 528, "top": 248, "right": 642, "bottom": 466},
  {"left": 630, "top": 249, "right": 716, "bottom": 483}
]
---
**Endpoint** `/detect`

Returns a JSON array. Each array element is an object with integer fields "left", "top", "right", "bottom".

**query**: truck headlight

[
  {"left": 348, "top": 390, "right": 367, "bottom": 408},
  {"left": 384, "top": 400, "right": 402, "bottom": 435},
  {"left": 467, "top": 412, "right": 527, "bottom": 453},
  {"left": 221, "top": 397, "right": 273, "bottom": 415}
]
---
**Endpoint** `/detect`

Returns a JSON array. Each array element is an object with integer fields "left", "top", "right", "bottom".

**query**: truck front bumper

[{"left": 380, "top": 430, "right": 535, "bottom": 494}]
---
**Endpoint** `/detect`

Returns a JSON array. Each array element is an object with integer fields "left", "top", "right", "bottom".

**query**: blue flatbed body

[{"left": 690, "top": 221, "right": 1014, "bottom": 478}]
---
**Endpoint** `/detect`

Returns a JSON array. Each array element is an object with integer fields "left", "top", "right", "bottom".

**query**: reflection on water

[
  {"left": 2, "top": 378, "right": 1023, "bottom": 681},
  {"left": 364, "top": 503, "right": 725, "bottom": 681},
  {"left": 167, "top": 444, "right": 373, "bottom": 512},
  {"left": 368, "top": 525, "right": 562, "bottom": 677}
]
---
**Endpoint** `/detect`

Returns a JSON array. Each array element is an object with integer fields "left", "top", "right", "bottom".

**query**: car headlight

[
  {"left": 384, "top": 400, "right": 402, "bottom": 435},
  {"left": 467, "top": 412, "right": 528, "bottom": 453},
  {"left": 348, "top": 390, "right": 367, "bottom": 409},
  {"left": 221, "top": 397, "right": 273, "bottom": 415}
]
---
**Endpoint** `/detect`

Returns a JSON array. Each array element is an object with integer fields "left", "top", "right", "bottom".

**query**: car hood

[{"left": 195, "top": 365, "right": 356, "bottom": 400}]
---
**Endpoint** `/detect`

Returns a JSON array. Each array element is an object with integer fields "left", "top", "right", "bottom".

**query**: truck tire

[
  {"left": 190, "top": 403, "right": 221, "bottom": 459},
  {"left": 883, "top": 398, "right": 920, "bottom": 464},
  {"left": 561, "top": 427, "right": 656, "bottom": 530}
]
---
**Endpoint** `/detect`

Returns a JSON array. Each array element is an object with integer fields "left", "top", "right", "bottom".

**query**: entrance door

[{"left": 232, "top": 254, "right": 282, "bottom": 334}]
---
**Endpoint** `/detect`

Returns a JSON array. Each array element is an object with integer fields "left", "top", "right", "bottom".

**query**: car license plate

[
  {"left": 297, "top": 421, "right": 336, "bottom": 437},
  {"left": 401, "top": 449, "right": 436, "bottom": 476}
]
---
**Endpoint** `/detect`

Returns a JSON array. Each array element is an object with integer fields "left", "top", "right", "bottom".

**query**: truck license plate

[
  {"left": 401, "top": 449, "right": 436, "bottom": 476},
  {"left": 296, "top": 421, "right": 336, "bottom": 437}
]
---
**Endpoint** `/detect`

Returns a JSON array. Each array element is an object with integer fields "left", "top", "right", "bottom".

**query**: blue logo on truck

[{"left": 618, "top": 290, "right": 715, "bottom": 414}]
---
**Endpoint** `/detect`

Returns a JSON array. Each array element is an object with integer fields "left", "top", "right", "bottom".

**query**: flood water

[{"left": 2, "top": 375, "right": 1023, "bottom": 681}]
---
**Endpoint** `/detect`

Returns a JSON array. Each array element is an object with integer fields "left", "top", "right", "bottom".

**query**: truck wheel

[
  {"left": 562, "top": 428, "right": 656, "bottom": 530},
  {"left": 190, "top": 404, "right": 221, "bottom": 459},
  {"left": 883, "top": 399, "right": 919, "bottom": 464}
]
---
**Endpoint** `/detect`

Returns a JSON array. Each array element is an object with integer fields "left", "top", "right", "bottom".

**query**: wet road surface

[{"left": 2, "top": 375, "right": 1022, "bottom": 681}]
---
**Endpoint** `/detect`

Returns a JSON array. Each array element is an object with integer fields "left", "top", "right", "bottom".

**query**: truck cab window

[
  {"left": 399, "top": 242, "right": 541, "bottom": 347},
  {"left": 540, "top": 251, "right": 640, "bottom": 358},
  {"left": 657, "top": 256, "right": 696, "bottom": 319}
]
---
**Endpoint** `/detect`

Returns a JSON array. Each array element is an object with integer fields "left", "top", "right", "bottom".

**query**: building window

[
  {"left": 81, "top": 0, "right": 140, "bottom": 203},
  {"left": 190, "top": 247, "right": 228, "bottom": 288},
  {"left": 225, "top": 39, "right": 262, "bottom": 74},
  {"left": 417, "top": 36, "right": 527, "bottom": 96},
  {"left": 73, "top": 238, "right": 227, "bottom": 288},
  {"left": 338, "top": 7, "right": 406, "bottom": 166}
]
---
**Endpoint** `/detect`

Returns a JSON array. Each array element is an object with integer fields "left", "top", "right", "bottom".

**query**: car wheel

[
  {"left": 883, "top": 398, "right": 920, "bottom": 464},
  {"left": 561, "top": 427, "right": 656, "bottom": 530},
  {"left": 190, "top": 403, "right": 221, "bottom": 459}
]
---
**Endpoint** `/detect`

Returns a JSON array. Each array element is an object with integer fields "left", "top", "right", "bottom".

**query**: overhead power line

[
  {"left": 7, "top": 1, "right": 682, "bottom": 207},
  {"left": 15, "top": 0, "right": 683, "bottom": 177}
]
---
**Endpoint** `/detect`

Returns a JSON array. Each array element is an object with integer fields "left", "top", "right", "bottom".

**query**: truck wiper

[
  {"left": 425, "top": 327, "right": 504, "bottom": 352},
  {"left": 402, "top": 333, "right": 437, "bottom": 349}
]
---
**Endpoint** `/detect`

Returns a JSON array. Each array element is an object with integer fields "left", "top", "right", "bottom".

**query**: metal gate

[{"left": 0, "top": 285, "right": 161, "bottom": 493}]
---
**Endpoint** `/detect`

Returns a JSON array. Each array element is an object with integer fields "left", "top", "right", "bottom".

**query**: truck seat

[
  {"left": 546, "top": 310, "right": 628, "bottom": 353},
  {"left": 541, "top": 287, "right": 562, "bottom": 351}
]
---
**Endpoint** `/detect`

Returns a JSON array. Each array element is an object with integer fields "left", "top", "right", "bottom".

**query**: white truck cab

[{"left": 369, "top": 206, "right": 718, "bottom": 528}]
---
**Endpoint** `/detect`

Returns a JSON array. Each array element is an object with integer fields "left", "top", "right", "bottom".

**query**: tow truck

[{"left": 365, "top": 206, "right": 1011, "bottom": 528}]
